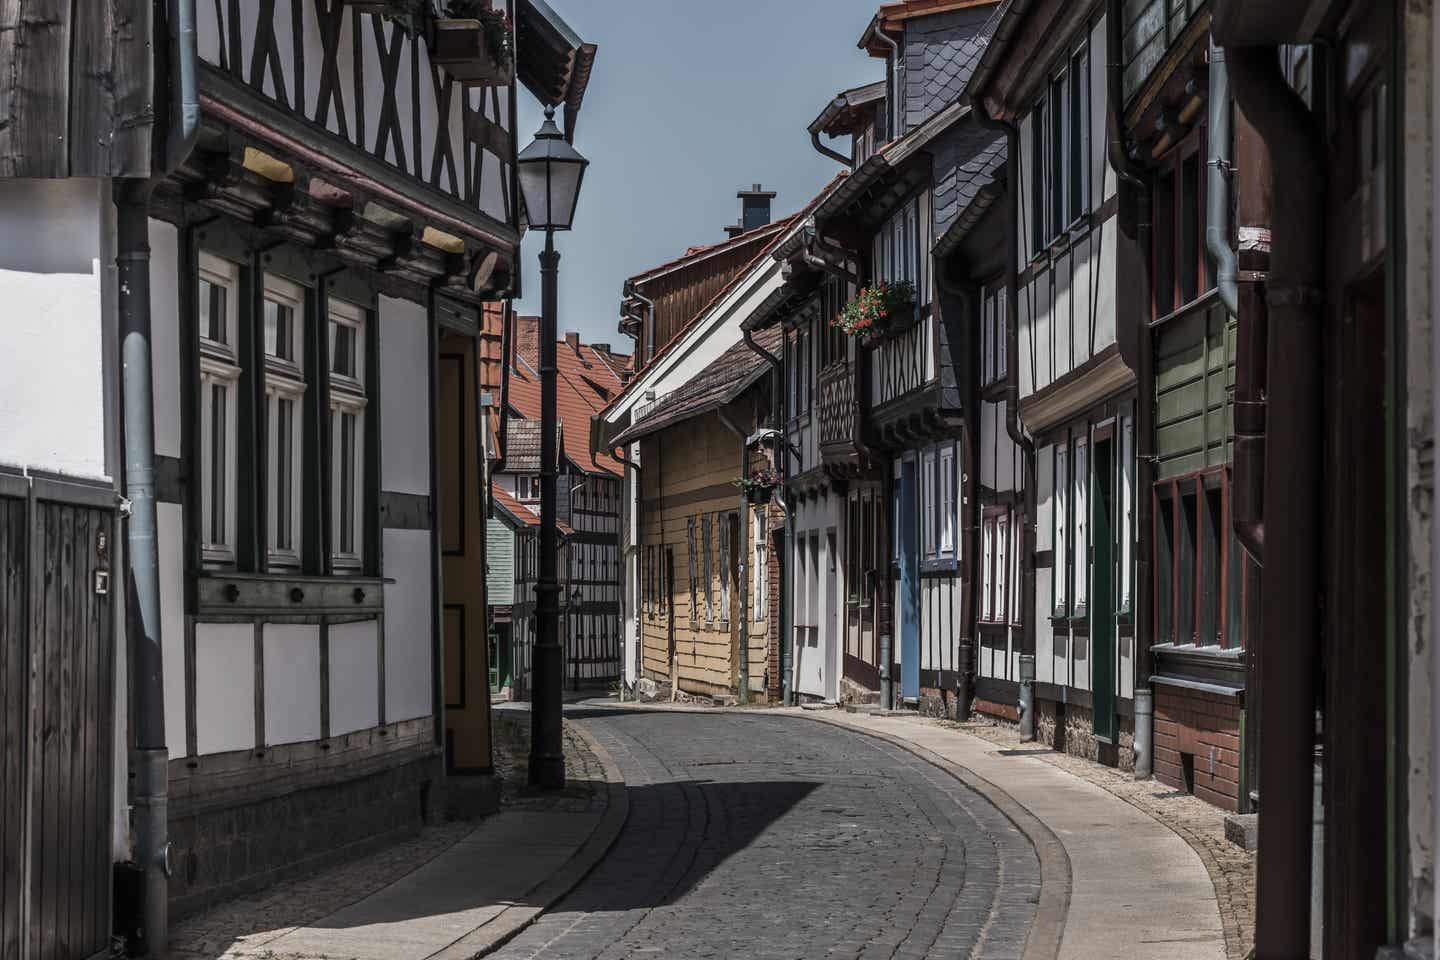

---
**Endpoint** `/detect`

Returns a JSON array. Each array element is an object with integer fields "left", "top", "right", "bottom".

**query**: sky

[{"left": 510, "top": 0, "right": 887, "bottom": 348}]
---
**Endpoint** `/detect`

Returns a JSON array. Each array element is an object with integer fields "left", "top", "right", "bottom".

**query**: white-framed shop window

[
  {"left": 263, "top": 274, "right": 306, "bottom": 570},
  {"left": 199, "top": 252, "right": 241, "bottom": 568},
  {"left": 328, "top": 297, "right": 367, "bottom": 573}
]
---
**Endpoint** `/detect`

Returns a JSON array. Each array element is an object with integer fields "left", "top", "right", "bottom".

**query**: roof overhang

[
  {"left": 517, "top": 0, "right": 598, "bottom": 139},
  {"left": 610, "top": 363, "right": 768, "bottom": 447},
  {"left": 740, "top": 265, "right": 826, "bottom": 333},
  {"left": 861, "top": 0, "right": 1000, "bottom": 55},
  {"left": 808, "top": 81, "right": 887, "bottom": 138},
  {"left": 933, "top": 179, "right": 1004, "bottom": 261},
  {"left": 966, "top": 0, "right": 1097, "bottom": 122},
  {"left": 1210, "top": 0, "right": 1336, "bottom": 46}
]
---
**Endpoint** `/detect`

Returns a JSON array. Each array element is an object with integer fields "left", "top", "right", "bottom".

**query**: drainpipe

[
  {"left": 873, "top": 27, "right": 902, "bottom": 139},
  {"left": 969, "top": 95, "right": 1038, "bottom": 740},
  {"left": 744, "top": 326, "right": 791, "bottom": 705},
  {"left": 117, "top": 178, "right": 170, "bottom": 958},
  {"left": 1205, "top": 39, "right": 1239, "bottom": 319},
  {"left": 1105, "top": 0, "right": 1156, "bottom": 775},
  {"left": 1232, "top": 105, "right": 1270, "bottom": 568},
  {"left": 625, "top": 281, "right": 656, "bottom": 366},
  {"left": 1225, "top": 44, "right": 1326, "bottom": 960},
  {"left": 718, "top": 408, "right": 752, "bottom": 703},
  {"left": 163, "top": 0, "right": 200, "bottom": 172},
  {"left": 811, "top": 123, "right": 853, "bottom": 167}
]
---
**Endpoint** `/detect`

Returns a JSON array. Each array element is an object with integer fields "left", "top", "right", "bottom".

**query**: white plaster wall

[
  {"left": 149, "top": 218, "right": 182, "bottom": 457},
  {"left": 329, "top": 619, "right": 380, "bottom": 735},
  {"left": 380, "top": 294, "right": 431, "bottom": 496},
  {"left": 383, "top": 529, "right": 433, "bottom": 722},
  {"left": 1091, "top": 20, "right": 1117, "bottom": 206},
  {"left": 0, "top": 179, "right": 108, "bottom": 478},
  {"left": 195, "top": 623, "right": 256, "bottom": 755},
  {"left": 263, "top": 624, "right": 322, "bottom": 745},
  {"left": 1093, "top": 227, "right": 1119, "bottom": 352},
  {"left": 158, "top": 503, "right": 188, "bottom": 755}
]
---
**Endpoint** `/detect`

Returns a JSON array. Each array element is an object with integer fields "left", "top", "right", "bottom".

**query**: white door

[{"left": 795, "top": 532, "right": 825, "bottom": 697}]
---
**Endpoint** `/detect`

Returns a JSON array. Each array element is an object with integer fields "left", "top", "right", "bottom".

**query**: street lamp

[{"left": 516, "top": 105, "right": 588, "bottom": 789}]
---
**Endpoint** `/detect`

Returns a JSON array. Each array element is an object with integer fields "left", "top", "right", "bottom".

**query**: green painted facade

[
  {"left": 487, "top": 518, "right": 515, "bottom": 606},
  {"left": 1154, "top": 296, "right": 1236, "bottom": 480}
]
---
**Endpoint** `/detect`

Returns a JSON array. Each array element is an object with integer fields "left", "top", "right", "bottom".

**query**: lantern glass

[{"left": 517, "top": 111, "right": 589, "bottom": 231}]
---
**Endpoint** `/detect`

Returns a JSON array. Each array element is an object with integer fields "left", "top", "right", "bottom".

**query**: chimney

[
  {"left": 513, "top": 315, "right": 541, "bottom": 367},
  {"left": 738, "top": 183, "right": 777, "bottom": 232},
  {"left": 564, "top": 331, "right": 581, "bottom": 356}
]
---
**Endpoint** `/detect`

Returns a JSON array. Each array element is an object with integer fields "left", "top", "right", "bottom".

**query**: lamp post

[{"left": 517, "top": 105, "right": 588, "bottom": 789}]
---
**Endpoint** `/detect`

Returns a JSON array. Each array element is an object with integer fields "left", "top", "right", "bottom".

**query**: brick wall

[
  {"left": 1154, "top": 685, "right": 1242, "bottom": 811},
  {"left": 975, "top": 696, "right": 1020, "bottom": 723}
]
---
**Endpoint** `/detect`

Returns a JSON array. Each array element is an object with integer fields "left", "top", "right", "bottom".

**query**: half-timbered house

[
  {"left": 967, "top": 0, "right": 1140, "bottom": 767},
  {"left": 0, "top": 0, "right": 594, "bottom": 949},
  {"left": 799, "top": 0, "right": 1001, "bottom": 714}
]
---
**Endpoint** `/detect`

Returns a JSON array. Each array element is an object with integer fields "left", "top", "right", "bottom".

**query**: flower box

[
  {"left": 832, "top": 280, "right": 916, "bottom": 346},
  {"left": 735, "top": 468, "right": 781, "bottom": 504},
  {"left": 429, "top": 17, "right": 514, "bottom": 86},
  {"left": 339, "top": 1, "right": 395, "bottom": 13},
  {"left": 745, "top": 485, "right": 775, "bottom": 505}
]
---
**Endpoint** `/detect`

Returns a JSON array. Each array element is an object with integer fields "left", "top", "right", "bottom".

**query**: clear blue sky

[{"left": 511, "top": 0, "right": 886, "bottom": 348}]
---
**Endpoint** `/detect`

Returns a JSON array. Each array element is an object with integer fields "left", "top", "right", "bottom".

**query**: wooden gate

[{"left": 1, "top": 472, "right": 117, "bottom": 960}]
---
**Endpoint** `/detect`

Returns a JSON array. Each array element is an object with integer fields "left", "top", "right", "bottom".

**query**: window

[
  {"left": 644, "top": 544, "right": 653, "bottom": 617},
  {"left": 873, "top": 195, "right": 927, "bottom": 305},
  {"left": 818, "top": 278, "right": 849, "bottom": 370},
  {"left": 1152, "top": 139, "right": 1209, "bottom": 318},
  {"left": 329, "top": 298, "right": 367, "bottom": 573},
  {"left": 717, "top": 515, "right": 732, "bottom": 623},
  {"left": 980, "top": 508, "right": 1011, "bottom": 625},
  {"left": 1120, "top": 415, "right": 1134, "bottom": 612},
  {"left": 198, "top": 254, "right": 241, "bottom": 568},
  {"left": 752, "top": 507, "right": 767, "bottom": 613},
  {"left": 1053, "top": 443, "right": 1069, "bottom": 616},
  {"left": 686, "top": 516, "right": 698, "bottom": 625},
  {"left": 702, "top": 515, "right": 713, "bottom": 623},
  {"left": 1073, "top": 436, "right": 1089, "bottom": 614},
  {"left": 921, "top": 448, "right": 937, "bottom": 557},
  {"left": 1010, "top": 511, "right": 1024, "bottom": 624},
  {"left": 264, "top": 276, "right": 306, "bottom": 570},
  {"left": 981, "top": 279, "right": 1008, "bottom": 388},
  {"left": 1028, "top": 42, "right": 1091, "bottom": 256},
  {"left": 939, "top": 445, "right": 956, "bottom": 556}
]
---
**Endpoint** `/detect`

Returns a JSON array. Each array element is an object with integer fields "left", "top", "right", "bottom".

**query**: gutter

[
  {"left": 625, "top": 280, "right": 657, "bottom": 365},
  {"left": 742, "top": 328, "right": 792, "bottom": 705}
]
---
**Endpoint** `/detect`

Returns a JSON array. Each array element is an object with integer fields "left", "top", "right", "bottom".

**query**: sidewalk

[
  {"left": 801, "top": 708, "right": 1230, "bottom": 960},
  {"left": 170, "top": 718, "right": 627, "bottom": 960}
]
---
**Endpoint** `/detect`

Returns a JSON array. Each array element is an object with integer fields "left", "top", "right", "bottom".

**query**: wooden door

[
  {"left": 439, "top": 333, "right": 492, "bottom": 773},
  {"left": 665, "top": 548, "right": 677, "bottom": 687},
  {"left": 1, "top": 474, "right": 117, "bottom": 960},
  {"left": 899, "top": 459, "right": 920, "bottom": 700}
]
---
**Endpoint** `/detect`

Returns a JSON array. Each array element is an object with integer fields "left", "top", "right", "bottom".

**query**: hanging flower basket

[
  {"left": 429, "top": 4, "right": 515, "bottom": 86},
  {"left": 832, "top": 280, "right": 916, "bottom": 345},
  {"left": 734, "top": 468, "right": 781, "bottom": 504}
]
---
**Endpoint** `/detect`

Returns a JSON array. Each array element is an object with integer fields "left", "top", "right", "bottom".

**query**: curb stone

[{"left": 427, "top": 720, "right": 630, "bottom": 960}]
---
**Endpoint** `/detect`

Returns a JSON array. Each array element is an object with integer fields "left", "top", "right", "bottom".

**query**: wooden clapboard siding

[
  {"left": 1154, "top": 294, "right": 1235, "bottom": 480},
  {"left": 0, "top": 483, "right": 115, "bottom": 960},
  {"left": 638, "top": 416, "right": 767, "bottom": 697},
  {"left": 0, "top": 0, "right": 156, "bottom": 177},
  {"left": 196, "top": 0, "right": 514, "bottom": 227},
  {"left": 1119, "top": 0, "right": 1206, "bottom": 102}
]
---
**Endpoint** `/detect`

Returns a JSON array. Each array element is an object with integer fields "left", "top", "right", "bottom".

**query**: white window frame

[
  {"left": 328, "top": 297, "right": 367, "bottom": 573},
  {"left": 1120, "top": 414, "right": 1134, "bottom": 613},
  {"left": 263, "top": 274, "right": 307, "bottom": 571},
  {"left": 1010, "top": 509, "right": 1024, "bottom": 624},
  {"left": 939, "top": 444, "right": 956, "bottom": 556},
  {"left": 1053, "top": 443, "right": 1069, "bottom": 616},
  {"left": 981, "top": 516, "right": 995, "bottom": 623},
  {"left": 752, "top": 507, "right": 767, "bottom": 614},
  {"left": 921, "top": 447, "right": 937, "bottom": 558},
  {"left": 995, "top": 512, "right": 1010, "bottom": 624},
  {"left": 1073, "top": 435, "right": 1090, "bottom": 615},
  {"left": 198, "top": 253, "right": 241, "bottom": 568},
  {"left": 982, "top": 279, "right": 1008, "bottom": 388}
]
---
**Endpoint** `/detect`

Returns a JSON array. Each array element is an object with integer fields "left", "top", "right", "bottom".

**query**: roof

[
  {"left": 601, "top": 174, "right": 850, "bottom": 425},
  {"left": 516, "top": 0, "right": 597, "bottom": 137},
  {"left": 933, "top": 136, "right": 1007, "bottom": 258},
  {"left": 626, "top": 219, "right": 791, "bottom": 287},
  {"left": 809, "top": 81, "right": 887, "bottom": 138},
  {"left": 611, "top": 325, "right": 783, "bottom": 447},
  {"left": 490, "top": 481, "right": 575, "bottom": 538},
  {"left": 815, "top": 100, "right": 967, "bottom": 227},
  {"left": 502, "top": 418, "right": 562, "bottom": 472},
  {"left": 506, "top": 333, "right": 625, "bottom": 478},
  {"left": 860, "top": 0, "right": 1001, "bottom": 55}
]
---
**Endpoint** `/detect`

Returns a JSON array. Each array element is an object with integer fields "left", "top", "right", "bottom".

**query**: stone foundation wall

[
  {"left": 1154, "top": 684, "right": 1242, "bottom": 811},
  {"left": 168, "top": 749, "right": 441, "bottom": 919},
  {"left": 1034, "top": 698, "right": 1135, "bottom": 772}
]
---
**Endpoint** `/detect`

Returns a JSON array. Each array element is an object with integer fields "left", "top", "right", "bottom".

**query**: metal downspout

[
  {"left": 626, "top": 281, "right": 656, "bottom": 365},
  {"left": 743, "top": 327, "right": 791, "bottom": 705},
  {"left": 1205, "top": 39, "right": 1239, "bottom": 320},
  {"left": 1105, "top": 0, "right": 1157, "bottom": 774},
  {"left": 117, "top": 178, "right": 170, "bottom": 958},
  {"left": 1225, "top": 44, "right": 1326, "bottom": 960},
  {"left": 609, "top": 442, "right": 641, "bottom": 700},
  {"left": 969, "top": 94, "right": 1037, "bottom": 739},
  {"left": 874, "top": 27, "right": 901, "bottom": 139},
  {"left": 717, "top": 408, "right": 751, "bottom": 703},
  {"left": 164, "top": 0, "right": 199, "bottom": 171},
  {"left": 811, "top": 127, "right": 853, "bottom": 167}
]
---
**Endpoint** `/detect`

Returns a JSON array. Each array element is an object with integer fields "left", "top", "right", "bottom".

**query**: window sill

[
  {"left": 196, "top": 571, "right": 387, "bottom": 619},
  {"left": 920, "top": 556, "right": 959, "bottom": 575}
]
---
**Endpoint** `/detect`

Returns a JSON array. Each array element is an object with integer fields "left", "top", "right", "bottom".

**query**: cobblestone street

[{"left": 490, "top": 708, "right": 1041, "bottom": 960}]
